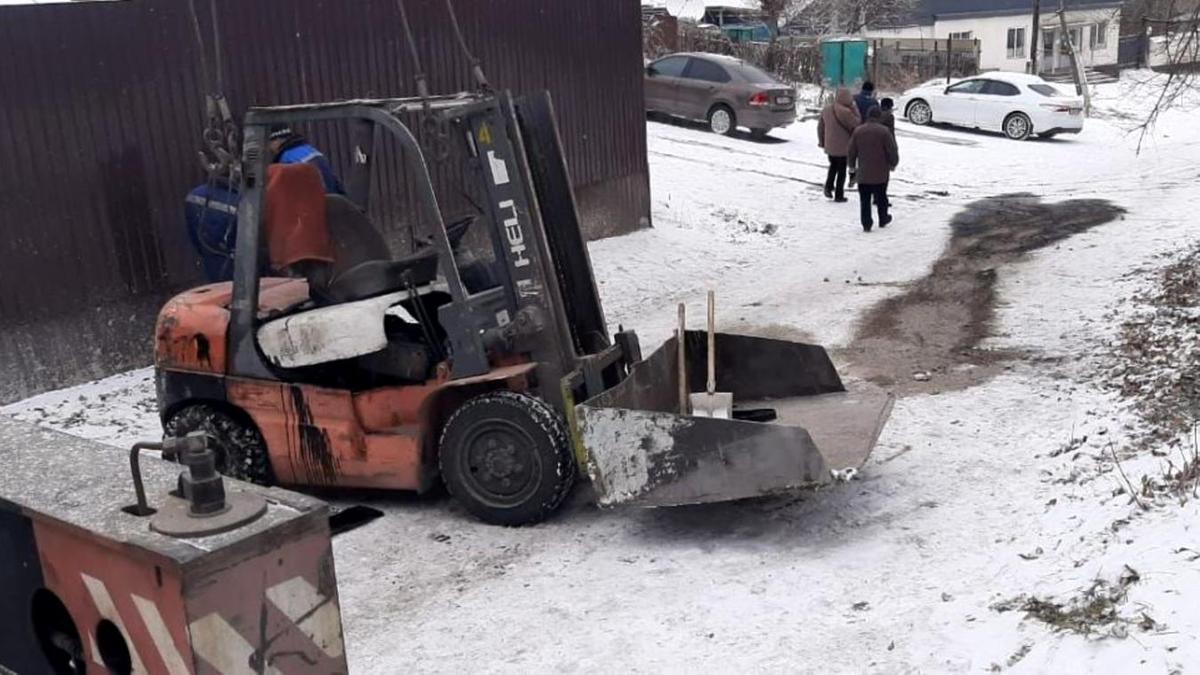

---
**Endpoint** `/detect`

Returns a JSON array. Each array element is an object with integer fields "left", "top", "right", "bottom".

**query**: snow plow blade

[{"left": 576, "top": 332, "right": 893, "bottom": 507}]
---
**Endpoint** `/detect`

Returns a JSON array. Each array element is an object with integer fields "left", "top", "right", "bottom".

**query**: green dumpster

[{"left": 821, "top": 39, "right": 868, "bottom": 87}]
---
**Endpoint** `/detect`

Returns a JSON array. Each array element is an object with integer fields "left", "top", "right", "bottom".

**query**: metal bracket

[{"left": 125, "top": 432, "right": 267, "bottom": 538}]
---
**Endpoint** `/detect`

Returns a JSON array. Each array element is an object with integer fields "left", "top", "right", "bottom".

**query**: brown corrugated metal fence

[{"left": 0, "top": 0, "right": 650, "bottom": 403}]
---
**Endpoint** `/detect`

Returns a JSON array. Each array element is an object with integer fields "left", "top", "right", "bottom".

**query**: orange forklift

[
  {"left": 156, "top": 89, "right": 631, "bottom": 525},
  {"left": 154, "top": 0, "right": 891, "bottom": 527},
  {"left": 154, "top": 85, "right": 893, "bottom": 526}
]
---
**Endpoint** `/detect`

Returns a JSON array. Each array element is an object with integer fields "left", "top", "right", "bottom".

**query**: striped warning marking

[
  {"left": 189, "top": 614, "right": 282, "bottom": 675},
  {"left": 188, "top": 575, "right": 343, "bottom": 673},
  {"left": 80, "top": 574, "right": 149, "bottom": 674},
  {"left": 132, "top": 594, "right": 190, "bottom": 675},
  {"left": 265, "top": 576, "right": 345, "bottom": 658},
  {"left": 76, "top": 572, "right": 343, "bottom": 674}
]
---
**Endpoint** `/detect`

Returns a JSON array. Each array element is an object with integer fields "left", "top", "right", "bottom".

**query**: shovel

[
  {"left": 689, "top": 291, "right": 733, "bottom": 419},
  {"left": 677, "top": 302, "right": 689, "bottom": 415}
]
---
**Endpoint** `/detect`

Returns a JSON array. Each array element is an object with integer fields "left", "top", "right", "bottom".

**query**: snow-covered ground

[{"left": 5, "top": 74, "right": 1200, "bottom": 672}]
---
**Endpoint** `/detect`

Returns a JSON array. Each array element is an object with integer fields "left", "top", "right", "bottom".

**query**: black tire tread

[
  {"left": 438, "top": 391, "right": 575, "bottom": 526},
  {"left": 164, "top": 404, "right": 273, "bottom": 485}
]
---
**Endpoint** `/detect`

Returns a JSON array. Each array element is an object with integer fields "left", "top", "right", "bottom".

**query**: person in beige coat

[{"left": 817, "top": 87, "right": 861, "bottom": 202}]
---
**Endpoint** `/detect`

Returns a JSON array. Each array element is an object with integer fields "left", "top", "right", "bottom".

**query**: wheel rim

[
  {"left": 459, "top": 420, "right": 541, "bottom": 507},
  {"left": 711, "top": 109, "right": 732, "bottom": 134},
  {"left": 910, "top": 102, "right": 931, "bottom": 125},
  {"left": 1007, "top": 115, "right": 1029, "bottom": 139}
]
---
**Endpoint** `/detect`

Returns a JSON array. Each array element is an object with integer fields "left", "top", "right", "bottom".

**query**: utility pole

[
  {"left": 1058, "top": 0, "right": 1092, "bottom": 113},
  {"left": 1030, "top": 0, "right": 1041, "bottom": 73}
]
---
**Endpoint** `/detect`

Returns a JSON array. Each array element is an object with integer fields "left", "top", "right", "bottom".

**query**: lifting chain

[
  {"left": 188, "top": 0, "right": 240, "bottom": 183},
  {"left": 199, "top": 92, "right": 240, "bottom": 182},
  {"left": 396, "top": 0, "right": 490, "bottom": 164}
]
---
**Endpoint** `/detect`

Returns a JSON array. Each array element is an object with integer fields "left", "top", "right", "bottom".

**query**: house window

[
  {"left": 1007, "top": 27, "right": 1026, "bottom": 58},
  {"left": 1043, "top": 30, "right": 1056, "bottom": 57},
  {"left": 1090, "top": 21, "right": 1108, "bottom": 49},
  {"left": 1068, "top": 26, "right": 1082, "bottom": 48},
  {"left": 949, "top": 31, "right": 973, "bottom": 41}
]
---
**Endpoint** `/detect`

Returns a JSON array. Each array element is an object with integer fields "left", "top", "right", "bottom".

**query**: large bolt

[{"left": 179, "top": 431, "right": 227, "bottom": 516}]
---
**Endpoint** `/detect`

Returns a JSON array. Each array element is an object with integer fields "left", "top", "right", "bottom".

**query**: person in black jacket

[{"left": 879, "top": 97, "right": 896, "bottom": 137}]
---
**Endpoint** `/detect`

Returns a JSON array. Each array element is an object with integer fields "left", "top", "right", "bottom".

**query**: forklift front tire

[
  {"left": 439, "top": 391, "right": 575, "bottom": 526},
  {"left": 164, "top": 404, "right": 274, "bottom": 485}
]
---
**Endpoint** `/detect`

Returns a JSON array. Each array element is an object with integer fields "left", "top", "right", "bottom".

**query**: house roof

[
  {"left": 641, "top": 0, "right": 759, "bottom": 21},
  {"left": 907, "top": 0, "right": 1122, "bottom": 25}
]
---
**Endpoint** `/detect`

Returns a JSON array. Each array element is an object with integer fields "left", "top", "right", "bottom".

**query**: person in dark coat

[
  {"left": 877, "top": 98, "right": 896, "bottom": 209},
  {"left": 879, "top": 97, "right": 896, "bottom": 137},
  {"left": 853, "top": 81, "right": 878, "bottom": 122},
  {"left": 847, "top": 107, "right": 899, "bottom": 233},
  {"left": 817, "top": 87, "right": 861, "bottom": 202},
  {"left": 269, "top": 126, "right": 346, "bottom": 195}
]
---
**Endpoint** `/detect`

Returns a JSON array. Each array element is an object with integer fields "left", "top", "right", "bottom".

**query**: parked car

[
  {"left": 897, "top": 72, "right": 1084, "bottom": 140},
  {"left": 644, "top": 52, "right": 797, "bottom": 138}
]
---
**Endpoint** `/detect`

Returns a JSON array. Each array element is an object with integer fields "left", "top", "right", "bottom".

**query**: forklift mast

[
  {"left": 447, "top": 92, "right": 614, "bottom": 407},
  {"left": 231, "top": 91, "right": 623, "bottom": 413}
]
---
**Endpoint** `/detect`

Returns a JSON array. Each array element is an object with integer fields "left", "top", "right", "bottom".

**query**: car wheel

[
  {"left": 708, "top": 105, "right": 736, "bottom": 136},
  {"left": 1004, "top": 112, "right": 1033, "bottom": 141},
  {"left": 907, "top": 99, "right": 932, "bottom": 126},
  {"left": 439, "top": 391, "right": 575, "bottom": 526},
  {"left": 164, "top": 404, "right": 274, "bottom": 485}
]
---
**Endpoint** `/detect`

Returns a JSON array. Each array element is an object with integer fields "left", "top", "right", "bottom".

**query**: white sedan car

[{"left": 897, "top": 72, "right": 1084, "bottom": 140}]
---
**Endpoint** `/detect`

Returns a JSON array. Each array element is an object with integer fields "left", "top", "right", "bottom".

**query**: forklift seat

[
  {"left": 323, "top": 249, "right": 440, "bottom": 305},
  {"left": 326, "top": 194, "right": 391, "bottom": 276},
  {"left": 265, "top": 166, "right": 438, "bottom": 307},
  {"left": 317, "top": 196, "right": 439, "bottom": 305}
]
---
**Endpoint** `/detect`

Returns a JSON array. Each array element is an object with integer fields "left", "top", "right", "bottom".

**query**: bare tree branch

[
  {"left": 1132, "top": 3, "right": 1200, "bottom": 151},
  {"left": 787, "top": 0, "right": 917, "bottom": 35}
]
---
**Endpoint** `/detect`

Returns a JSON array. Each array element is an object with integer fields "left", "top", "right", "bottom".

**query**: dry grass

[
  {"left": 1108, "top": 246, "right": 1200, "bottom": 445},
  {"left": 992, "top": 566, "right": 1157, "bottom": 639},
  {"left": 1103, "top": 245, "right": 1200, "bottom": 506}
]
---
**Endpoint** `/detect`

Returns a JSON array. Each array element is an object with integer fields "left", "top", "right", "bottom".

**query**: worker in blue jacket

[
  {"left": 268, "top": 125, "right": 346, "bottom": 195},
  {"left": 184, "top": 177, "right": 240, "bottom": 282},
  {"left": 854, "top": 81, "right": 878, "bottom": 123},
  {"left": 183, "top": 127, "right": 344, "bottom": 281}
]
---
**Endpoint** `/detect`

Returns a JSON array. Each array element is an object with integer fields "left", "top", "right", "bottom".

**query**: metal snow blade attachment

[{"left": 577, "top": 332, "right": 893, "bottom": 507}]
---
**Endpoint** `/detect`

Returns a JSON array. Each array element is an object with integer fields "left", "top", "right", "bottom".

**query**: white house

[{"left": 866, "top": 0, "right": 1123, "bottom": 74}]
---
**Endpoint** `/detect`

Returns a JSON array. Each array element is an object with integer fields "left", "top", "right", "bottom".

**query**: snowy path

[{"left": 5, "top": 77, "right": 1200, "bottom": 672}]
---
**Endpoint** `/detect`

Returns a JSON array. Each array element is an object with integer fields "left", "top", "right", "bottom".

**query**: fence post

[
  {"left": 871, "top": 39, "right": 878, "bottom": 85},
  {"left": 933, "top": 39, "right": 939, "bottom": 81},
  {"left": 1139, "top": 17, "right": 1148, "bottom": 69},
  {"left": 946, "top": 37, "right": 952, "bottom": 83}
]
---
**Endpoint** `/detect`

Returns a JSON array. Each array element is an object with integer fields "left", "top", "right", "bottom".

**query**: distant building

[
  {"left": 862, "top": 0, "right": 1123, "bottom": 74},
  {"left": 701, "top": 4, "right": 773, "bottom": 43}
]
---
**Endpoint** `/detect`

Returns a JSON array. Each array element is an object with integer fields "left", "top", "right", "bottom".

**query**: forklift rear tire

[
  {"left": 439, "top": 391, "right": 575, "bottom": 526},
  {"left": 164, "top": 405, "right": 274, "bottom": 485}
]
